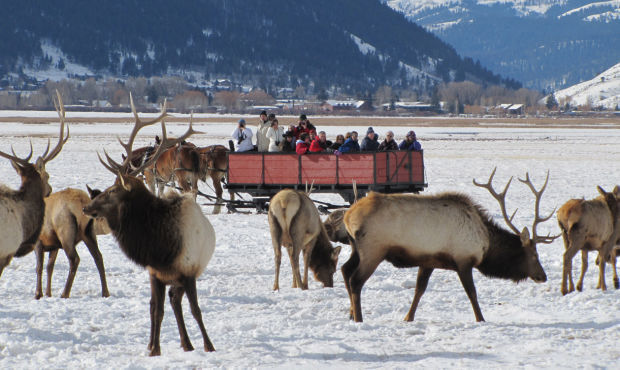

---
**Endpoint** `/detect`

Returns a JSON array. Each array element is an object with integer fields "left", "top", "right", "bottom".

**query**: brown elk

[
  {"left": 323, "top": 209, "right": 350, "bottom": 245},
  {"left": 196, "top": 145, "right": 234, "bottom": 214},
  {"left": 268, "top": 189, "right": 342, "bottom": 290},
  {"left": 341, "top": 168, "right": 558, "bottom": 323},
  {"left": 558, "top": 186, "right": 620, "bottom": 294},
  {"left": 0, "top": 91, "right": 68, "bottom": 278},
  {"left": 31, "top": 186, "right": 111, "bottom": 299},
  {"left": 83, "top": 97, "right": 216, "bottom": 356}
]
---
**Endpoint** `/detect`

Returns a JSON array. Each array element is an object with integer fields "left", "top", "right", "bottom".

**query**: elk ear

[
  {"left": 613, "top": 185, "right": 620, "bottom": 196},
  {"left": 10, "top": 160, "right": 21, "bottom": 173},
  {"left": 597, "top": 185, "right": 608, "bottom": 196},
  {"left": 86, "top": 184, "right": 93, "bottom": 195},
  {"left": 35, "top": 157, "right": 45, "bottom": 170},
  {"left": 332, "top": 246, "right": 342, "bottom": 261},
  {"left": 520, "top": 227, "right": 531, "bottom": 246}
]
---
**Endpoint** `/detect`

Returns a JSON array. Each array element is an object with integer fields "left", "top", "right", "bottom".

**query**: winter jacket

[
  {"left": 295, "top": 122, "right": 317, "bottom": 139},
  {"left": 338, "top": 138, "right": 360, "bottom": 153},
  {"left": 378, "top": 139, "right": 399, "bottom": 151},
  {"left": 296, "top": 140, "right": 311, "bottom": 155},
  {"left": 231, "top": 127, "right": 254, "bottom": 152},
  {"left": 329, "top": 142, "right": 343, "bottom": 151},
  {"left": 256, "top": 119, "right": 272, "bottom": 152},
  {"left": 399, "top": 139, "right": 422, "bottom": 151},
  {"left": 266, "top": 126, "right": 285, "bottom": 152},
  {"left": 360, "top": 136, "right": 379, "bottom": 151},
  {"left": 309, "top": 138, "right": 331, "bottom": 153},
  {"left": 281, "top": 139, "right": 296, "bottom": 152}
]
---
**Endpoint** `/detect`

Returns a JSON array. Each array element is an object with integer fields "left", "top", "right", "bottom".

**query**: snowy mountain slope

[
  {"left": 554, "top": 61, "right": 620, "bottom": 108},
  {"left": 382, "top": 0, "right": 620, "bottom": 90}
]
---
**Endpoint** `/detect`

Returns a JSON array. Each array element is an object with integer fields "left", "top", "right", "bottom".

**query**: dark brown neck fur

[{"left": 111, "top": 185, "right": 183, "bottom": 270}]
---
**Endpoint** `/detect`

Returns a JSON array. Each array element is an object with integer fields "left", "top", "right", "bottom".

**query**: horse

[
  {"left": 144, "top": 142, "right": 202, "bottom": 199},
  {"left": 197, "top": 145, "right": 234, "bottom": 214}
]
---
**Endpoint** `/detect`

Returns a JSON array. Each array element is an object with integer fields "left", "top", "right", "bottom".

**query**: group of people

[{"left": 231, "top": 111, "right": 422, "bottom": 155}]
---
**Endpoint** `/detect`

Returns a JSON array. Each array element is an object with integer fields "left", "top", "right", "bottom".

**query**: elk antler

[
  {"left": 518, "top": 171, "right": 559, "bottom": 244},
  {"left": 473, "top": 167, "right": 520, "bottom": 234},
  {"left": 0, "top": 90, "right": 68, "bottom": 167},
  {"left": 98, "top": 98, "right": 201, "bottom": 176},
  {"left": 40, "top": 90, "right": 70, "bottom": 164}
]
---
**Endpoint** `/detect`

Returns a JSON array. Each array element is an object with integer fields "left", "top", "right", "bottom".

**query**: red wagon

[{"left": 225, "top": 150, "right": 427, "bottom": 212}]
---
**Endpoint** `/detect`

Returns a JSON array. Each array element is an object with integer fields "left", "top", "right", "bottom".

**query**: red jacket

[
  {"left": 296, "top": 141, "right": 310, "bottom": 155},
  {"left": 309, "top": 138, "right": 327, "bottom": 152}
]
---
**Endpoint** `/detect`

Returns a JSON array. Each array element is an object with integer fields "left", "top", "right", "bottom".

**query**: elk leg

[
  {"left": 0, "top": 256, "right": 12, "bottom": 278},
  {"left": 268, "top": 212, "right": 282, "bottom": 291},
  {"left": 560, "top": 229, "right": 575, "bottom": 292},
  {"left": 287, "top": 246, "right": 303, "bottom": 289},
  {"left": 60, "top": 246, "right": 80, "bottom": 299},
  {"left": 456, "top": 266, "right": 484, "bottom": 322},
  {"left": 612, "top": 250, "right": 619, "bottom": 289},
  {"left": 341, "top": 247, "right": 360, "bottom": 320},
  {"left": 35, "top": 242, "right": 45, "bottom": 299},
  {"left": 183, "top": 276, "right": 215, "bottom": 352},
  {"left": 576, "top": 250, "right": 588, "bottom": 292},
  {"left": 46, "top": 249, "right": 59, "bottom": 297},
  {"left": 349, "top": 252, "right": 383, "bottom": 323},
  {"left": 148, "top": 274, "right": 166, "bottom": 356},
  {"left": 596, "top": 251, "right": 607, "bottom": 291},
  {"left": 83, "top": 230, "right": 109, "bottom": 297},
  {"left": 168, "top": 285, "right": 193, "bottom": 351},
  {"left": 562, "top": 233, "right": 584, "bottom": 295},
  {"left": 302, "top": 244, "right": 313, "bottom": 290},
  {"left": 404, "top": 267, "right": 434, "bottom": 322}
]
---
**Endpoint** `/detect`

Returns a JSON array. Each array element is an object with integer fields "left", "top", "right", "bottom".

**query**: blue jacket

[
  {"left": 399, "top": 139, "right": 422, "bottom": 151},
  {"left": 338, "top": 138, "right": 360, "bottom": 153}
]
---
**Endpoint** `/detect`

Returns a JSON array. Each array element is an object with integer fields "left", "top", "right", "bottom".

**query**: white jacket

[
  {"left": 256, "top": 120, "right": 272, "bottom": 152},
  {"left": 232, "top": 127, "right": 254, "bottom": 152},
  {"left": 266, "top": 126, "right": 285, "bottom": 152}
]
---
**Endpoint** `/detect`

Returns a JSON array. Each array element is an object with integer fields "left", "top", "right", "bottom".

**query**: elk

[
  {"left": 558, "top": 185, "right": 620, "bottom": 294},
  {"left": 31, "top": 186, "right": 111, "bottom": 299},
  {"left": 323, "top": 209, "right": 350, "bottom": 244},
  {"left": 83, "top": 97, "right": 216, "bottom": 356},
  {"left": 268, "top": 189, "right": 342, "bottom": 290},
  {"left": 196, "top": 144, "right": 234, "bottom": 214},
  {"left": 0, "top": 91, "right": 68, "bottom": 279},
  {"left": 341, "top": 168, "right": 558, "bottom": 323}
]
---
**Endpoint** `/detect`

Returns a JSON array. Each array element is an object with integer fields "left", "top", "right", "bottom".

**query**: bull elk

[
  {"left": 558, "top": 185, "right": 620, "bottom": 294},
  {"left": 341, "top": 168, "right": 558, "bottom": 323},
  {"left": 83, "top": 96, "right": 217, "bottom": 356},
  {"left": 268, "top": 189, "right": 342, "bottom": 290},
  {"left": 0, "top": 91, "right": 68, "bottom": 279},
  {"left": 31, "top": 186, "right": 111, "bottom": 299}
]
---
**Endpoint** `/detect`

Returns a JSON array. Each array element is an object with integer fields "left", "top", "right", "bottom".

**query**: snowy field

[{"left": 0, "top": 113, "right": 619, "bottom": 368}]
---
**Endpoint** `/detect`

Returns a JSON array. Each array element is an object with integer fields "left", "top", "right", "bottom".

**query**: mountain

[
  {"left": 553, "top": 61, "right": 620, "bottom": 109},
  {"left": 382, "top": 0, "right": 620, "bottom": 91},
  {"left": 0, "top": 0, "right": 520, "bottom": 95}
]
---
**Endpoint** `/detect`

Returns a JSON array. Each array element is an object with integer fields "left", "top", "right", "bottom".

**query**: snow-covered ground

[{"left": 0, "top": 115, "right": 619, "bottom": 368}]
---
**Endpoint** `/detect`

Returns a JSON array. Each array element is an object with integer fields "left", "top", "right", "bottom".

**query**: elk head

[
  {"left": 84, "top": 95, "right": 200, "bottom": 224},
  {"left": 0, "top": 91, "right": 68, "bottom": 196},
  {"left": 474, "top": 168, "right": 559, "bottom": 283}
]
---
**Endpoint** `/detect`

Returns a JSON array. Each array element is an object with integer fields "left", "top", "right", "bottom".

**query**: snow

[
  {"left": 0, "top": 114, "right": 619, "bottom": 368},
  {"left": 349, "top": 33, "right": 378, "bottom": 56},
  {"left": 558, "top": 0, "right": 620, "bottom": 19},
  {"left": 554, "top": 61, "right": 620, "bottom": 109}
]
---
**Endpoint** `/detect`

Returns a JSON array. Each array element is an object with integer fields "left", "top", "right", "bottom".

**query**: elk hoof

[
  {"left": 204, "top": 342, "right": 216, "bottom": 352},
  {"left": 102, "top": 290, "right": 110, "bottom": 298},
  {"left": 614, "top": 279, "right": 619, "bottom": 289},
  {"left": 182, "top": 343, "right": 194, "bottom": 352},
  {"left": 576, "top": 284, "right": 583, "bottom": 292},
  {"left": 34, "top": 292, "right": 43, "bottom": 300},
  {"left": 149, "top": 348, "right": 161, "bottom": 357},
  {"left": 403, "top": 314, "right": 414, "bottom": 322}
]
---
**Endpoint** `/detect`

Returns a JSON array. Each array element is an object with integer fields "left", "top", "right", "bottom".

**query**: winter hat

[
  {"left": 268, "top": 113, "right": 276, "bottom": 120},
  {"left": 299, "top": 114, "right": 307, "bottom": 120},
  {"left": 407, "top": 130, "right": 416, "bottom": 139},
  {"left": 366, "top": 126, "right": 374, "bottom": 134},
  {"left": 238, "top": 119, "right": 246, "bottom": 125},
  {"left": 260, "top": 110, "right": 267, "bottom": 116}
]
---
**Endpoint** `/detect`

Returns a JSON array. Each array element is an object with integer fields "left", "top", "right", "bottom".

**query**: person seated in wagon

[
  {"left": 399, "top": 130, "right": 422, "bottom": 151},
  {"left": 231, "top": 119, "right": 254, "bottom": 152}
]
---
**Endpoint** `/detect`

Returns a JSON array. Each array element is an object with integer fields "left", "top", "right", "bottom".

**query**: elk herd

[{"left": 0, "top": 91, "right": 618, "bottom": 356}]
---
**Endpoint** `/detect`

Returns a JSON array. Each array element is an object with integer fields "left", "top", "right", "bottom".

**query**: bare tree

[{"left": 214, "top": 91, "right": 241, "bottom": 113}]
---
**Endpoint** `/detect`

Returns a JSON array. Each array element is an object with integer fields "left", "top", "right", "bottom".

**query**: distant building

[
  {"left": 322, "top": 100, "right": 372, "bottom": 112},
  {"left": 382, "top": 101, "right": 432, "bottom": 112}
]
